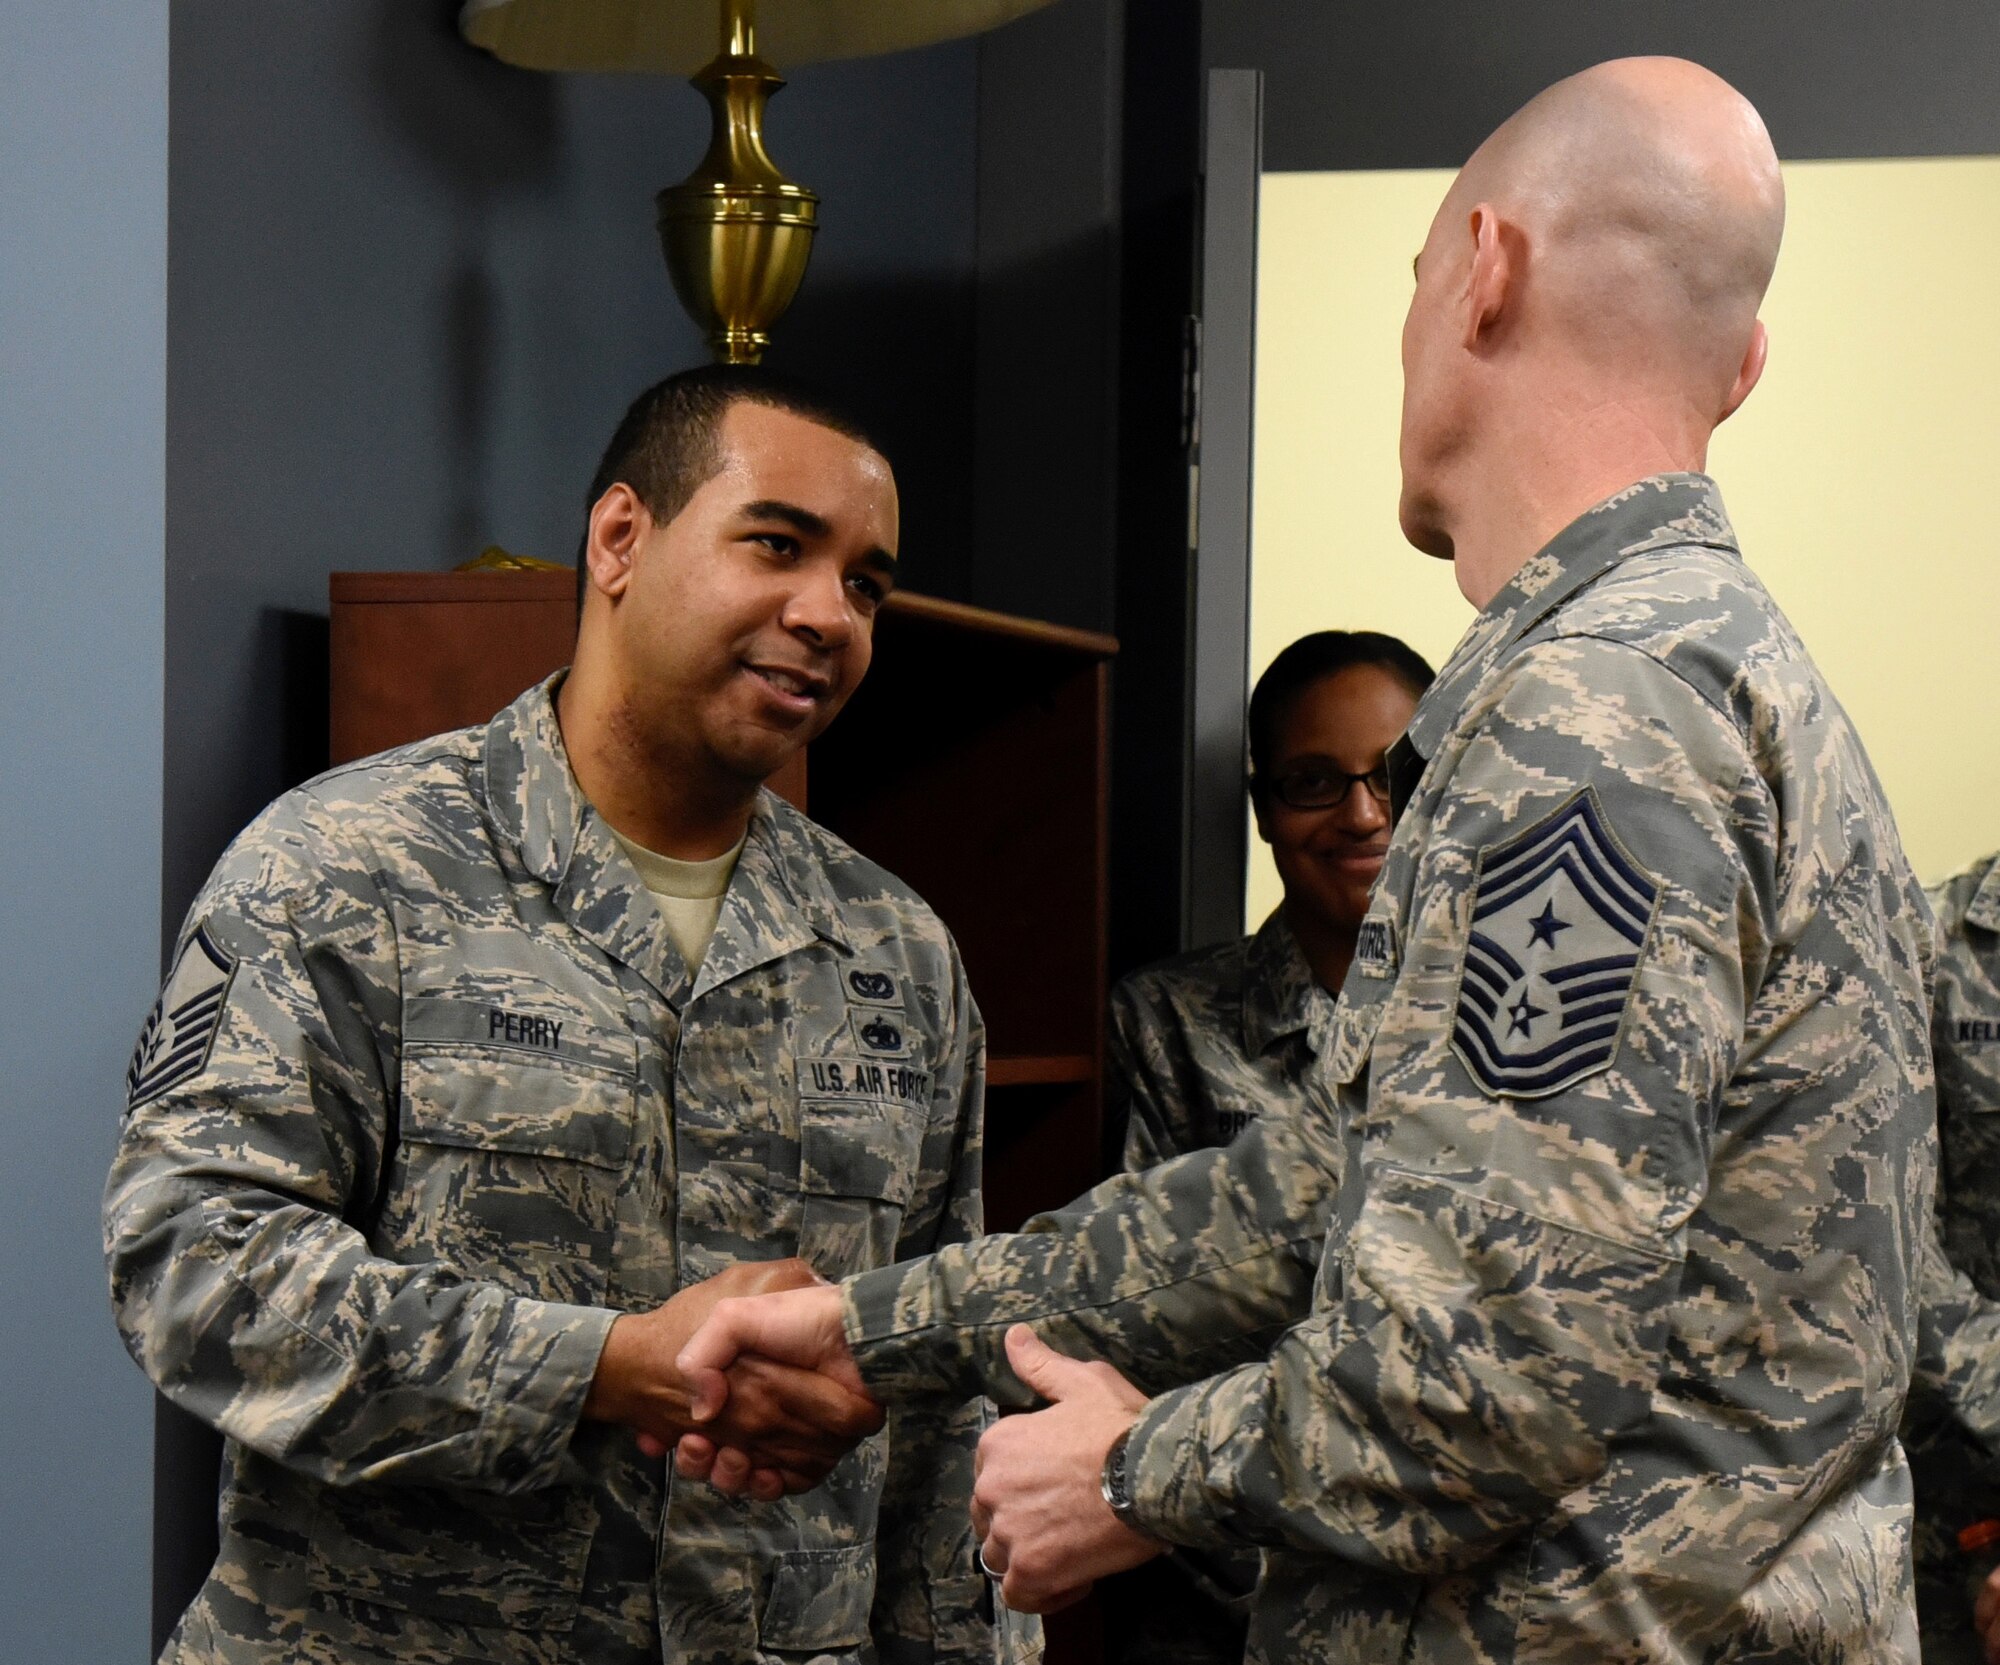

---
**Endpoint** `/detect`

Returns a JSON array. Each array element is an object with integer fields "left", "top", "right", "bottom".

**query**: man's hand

[
  {"left": 671, "top": 1282, "right": 867, "bottom": 1497},
  {"left": 583, "top": 1260, "right": 881, "bottom": 1500},
  {"left": 971, "top": 1325, "right": 1167, "bottom": 1613}
]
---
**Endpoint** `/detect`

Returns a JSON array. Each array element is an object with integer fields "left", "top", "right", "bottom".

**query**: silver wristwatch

[{"left": 1099, "top": 1426, "right": 1145, "bottom": 1532}]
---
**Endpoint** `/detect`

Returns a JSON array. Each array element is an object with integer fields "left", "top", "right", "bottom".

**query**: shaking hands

[
  {"left": 667, "top": 1285, "right": 1168, "bottom": 1613},
  {"left": 582, "top": 1260, "right": 881, "bottom": 1499},
  {"left": 671, "top": 1279, "right": 865, "bottom": 1499}
]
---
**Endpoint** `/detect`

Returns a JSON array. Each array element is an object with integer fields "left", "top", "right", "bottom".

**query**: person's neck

[
  {"left": 1285, "top": 902, "right": 1357, "bottom": 996},
  {"left": 1443, "top": 394, "right": 1711, "bottom": 610},
  {"left": 555, "top": 658, "right": 757, "bottom": 861}
]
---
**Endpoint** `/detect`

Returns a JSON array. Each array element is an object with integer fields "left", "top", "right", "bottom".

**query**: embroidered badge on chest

[
  {"left": 1452, "top": 789, "right": 1660, "bottom": 1099},
  {"left": 850, "top": 1010, "right": 912, "bottom": 1057},
  {"left": 843, "top": 968, "right": 903, "bottom": 1008},
  {"left": 127, "top": 925, "right": 237, "bottom": 1110}
]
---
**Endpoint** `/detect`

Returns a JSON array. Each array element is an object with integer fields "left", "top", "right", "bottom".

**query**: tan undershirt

[{"left": 608, "top": 827, "right": 745, "bottom": 973}]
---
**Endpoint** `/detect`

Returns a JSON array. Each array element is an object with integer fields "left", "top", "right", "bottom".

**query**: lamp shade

[{"left": 460, "top": 0, "right": 1058, "bottom": 74}]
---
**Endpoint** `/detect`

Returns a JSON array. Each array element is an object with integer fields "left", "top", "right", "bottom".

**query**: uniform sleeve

[
  {"left": 1914, "top": 1218, "right": 2000, "bottom": 1459},
  {"left": 1117, "top": 638, "right": 1791, "bottom": 1564},
  {"left": 1111, "top": 975, "right": 1184, "bottom": 1172},
  {"left": 103, "top": 793, "right": 615, "bottom": 1494},
  {"left": 844, "top": 1091, "right": 1341, "bottom": 1408},
  {"left": 872, "top": 945, "right": 1041, "bottom": 1663}
]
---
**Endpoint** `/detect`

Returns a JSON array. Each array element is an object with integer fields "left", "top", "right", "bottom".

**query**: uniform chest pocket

[
  {"left": 793, "top": 1097, "right": 927, "bottom": 1280},
  {"left": 384, "top": 1010, "right": 638, "bottom": 1307}
]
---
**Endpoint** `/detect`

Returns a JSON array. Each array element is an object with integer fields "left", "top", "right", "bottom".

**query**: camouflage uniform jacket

[
  {"left": 842, "top": 475, "right": 1937, "bottom": 1663},
  {"left": 106, "top": 678, "right": 1033, "bottom": 1665},
  {"left": 1906, "top": 853, "right": 2000, "bottom": 1659},
  {"left": 1112, "top": 907, "right": 1330, "bottom": 1170}
]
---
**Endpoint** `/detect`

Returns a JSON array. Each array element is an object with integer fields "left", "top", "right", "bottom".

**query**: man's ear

[
  {"left": 1717, "top": 319, "right": 1768, "bottom": 425},
  {"left": 582, "top": 484, "right": 649, "bottom": 602},
  {"left": 1250, "top": 792, "right": 1274, "bottom": 847},
  {"left": 1462, "top": 203, "right": 1521, "bottom": 351}
]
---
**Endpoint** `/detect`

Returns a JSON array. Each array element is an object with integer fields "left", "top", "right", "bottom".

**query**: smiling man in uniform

[
  {"left": 107, "top": 366, "right": 1033, "bottom": 1665},
  {"left": 677, "top": 60, "right": 1938, "bottom": 1663}
]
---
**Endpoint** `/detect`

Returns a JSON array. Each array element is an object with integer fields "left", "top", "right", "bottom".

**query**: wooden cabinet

[
  {"left": 329, "top": 570, "right": 577, "bottom": 766},
  {"left": 329, "top": 571, "right": 1117, "bottom": 1226}
]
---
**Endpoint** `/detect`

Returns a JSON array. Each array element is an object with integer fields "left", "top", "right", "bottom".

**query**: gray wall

[
  {"left": 0, "top": 1, "right": 168, "bottom": 1659},
  {"left": 1207, "top": 0, "right": 2000, "bottom": 169},
  {"left": 970, "top": 0, "right": 1123, "bottom": 629}
]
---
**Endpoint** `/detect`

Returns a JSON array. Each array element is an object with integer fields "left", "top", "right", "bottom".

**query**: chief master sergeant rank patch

[
  {"left": 126, "top": 924, "right": 236, "bottom": 1110},
  {"left": 1453, "top": 789, "right": 1661, "bottom": 1099}
]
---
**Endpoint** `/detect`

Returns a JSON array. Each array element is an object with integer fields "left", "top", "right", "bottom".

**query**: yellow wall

[{"left": 1247, "top": 157, "right": 2000, "bottom": 926}]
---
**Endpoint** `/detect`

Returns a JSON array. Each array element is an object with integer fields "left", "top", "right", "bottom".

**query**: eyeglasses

[{"left": 1260, "top": 761, "right": 1392, "bottom": 812}]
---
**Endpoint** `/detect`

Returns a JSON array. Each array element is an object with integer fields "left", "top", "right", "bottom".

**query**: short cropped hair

[
  {"left": 578, "top": 365, "right": 886, "bottom": 605},
  {"left": 1247, "top": 630, "right": 1437, "bottom": 793}
]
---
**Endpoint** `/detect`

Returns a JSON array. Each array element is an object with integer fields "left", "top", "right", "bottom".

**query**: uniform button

[{"left": 496, "top": 1451, "right": 528, "bottom": 1483}]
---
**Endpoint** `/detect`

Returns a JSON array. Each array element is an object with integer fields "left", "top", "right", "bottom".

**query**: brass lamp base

[
  {"left": 462, "top": 0, "right": 1067, "bottom": 362},
  {"left": 658, "top": 9, "right": 818, "bottom": 365}
]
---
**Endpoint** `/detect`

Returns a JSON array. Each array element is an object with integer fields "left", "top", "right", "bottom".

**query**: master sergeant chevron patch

[
  {"left": 127, "top": 925, "right": 236, "bottom": 1111},
  {"left": 1452, "top": 789, "right": 1661, "bottom": 1099}
]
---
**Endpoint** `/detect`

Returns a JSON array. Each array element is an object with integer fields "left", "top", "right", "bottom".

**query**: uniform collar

[
  {"left": 483, "top": 675, "right": 582, "bottom": 883},
  {"left": 1967, "top": 856, "right": 2000, "bottom": 935},
  {"left": 694, "top": 798, "right": 854, "bottom": 998},
  {"left": 1241, "top": 908, "right": 1322, "bottom": 1056},
  {"left": 483, "top": 677, "right": 851, "bottom": 1002},
  {"left": 1401, "top": 474, "right": 1740, "bottom": 770}
]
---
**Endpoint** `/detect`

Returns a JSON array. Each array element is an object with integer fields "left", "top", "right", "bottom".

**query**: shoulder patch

[
  {"left": 1451, "top": 789, "right": 1660, "bottom": 1100},
  {"left": 127, "top": 925, "right": 237, "bottom": 1110}
]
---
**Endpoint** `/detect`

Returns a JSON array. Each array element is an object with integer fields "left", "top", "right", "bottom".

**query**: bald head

[
  {"left": 1454, "top": 57, "right": 1784, "bottom": 390},
  {"left": 1398, "top": 58, "right": 1785, "bottom": 591}
]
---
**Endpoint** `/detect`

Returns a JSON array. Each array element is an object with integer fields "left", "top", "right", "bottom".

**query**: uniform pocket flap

[
  {"left": 798, "top": 1107, "right": 921, "bottom": 1209},
  {"left": 399, "top": 1045, "right": 635, "bottom": 1169},
  {"left": 758, "top": 1542, "right": 876, "bottom": 1653}
]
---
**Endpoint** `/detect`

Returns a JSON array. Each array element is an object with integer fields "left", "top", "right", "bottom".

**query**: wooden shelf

[
  {"left": 988, "top": 1054, "right": 1095, "bottom": 1088},
  {"left": 878, "top": 590, "right": 1119, "bottom": 659}
]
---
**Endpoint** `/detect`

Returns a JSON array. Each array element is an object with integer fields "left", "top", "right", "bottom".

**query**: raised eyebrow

[{"left": 738, "top": 499, "right": 831, "bottom": 539}]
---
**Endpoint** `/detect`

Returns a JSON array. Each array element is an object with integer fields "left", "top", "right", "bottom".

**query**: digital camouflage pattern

[
  {"left": 1103, "top": 908, "right": 1332, "bottom": 1665},
  {"left": 844, "top": 475, "right": 1937, "bottom": 1663},
  {"left": 1906, "top": 853, "right": 2000, "bottom": 1661},
  {"left": 1930, "top": 856, "right": 2000, "bottom": 1294},
  {"left": 106, "top": 678, "right": 1036, "bottom": 1665},
  {"left": 1111, "top": 906, "right": 1331, "bottom": 1170}
]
